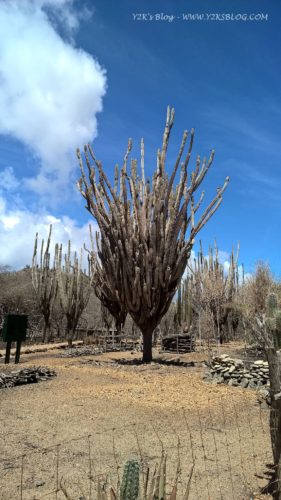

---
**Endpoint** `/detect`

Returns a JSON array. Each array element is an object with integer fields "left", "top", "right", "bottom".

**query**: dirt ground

[{"left": 0, "top": 343, "right": 274, "bottom": 500}]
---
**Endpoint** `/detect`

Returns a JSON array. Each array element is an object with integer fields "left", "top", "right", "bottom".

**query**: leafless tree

[{"left": 241, "top": 261, "right": 273, "bottom": 317}]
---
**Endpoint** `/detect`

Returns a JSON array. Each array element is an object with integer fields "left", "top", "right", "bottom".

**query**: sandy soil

[{"left": 0, "top": 344, "right": 273, "bottom": 500}]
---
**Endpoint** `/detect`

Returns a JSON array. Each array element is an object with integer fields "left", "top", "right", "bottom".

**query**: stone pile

[
  {"left": 58, "top": 346, "right": 103, "bottom": 357},
  {"left": 204, "top": 354, "right": 270, "bottom": 389},
  {"left": 0, "top": 366, "right": 56, "bottom": 389}
]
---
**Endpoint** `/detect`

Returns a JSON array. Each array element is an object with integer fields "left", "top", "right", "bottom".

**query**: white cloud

[
  {"left": 218, "top": 250, "right": 230, "bottom": 264},
  {"left": 0, "top": 0, "right": 106, "bottom": 201},
  {"left": 223, "top": 260, "right": 230, "bottom": 274},
  {"left": 0, "top": 195, "right": 97, "bottom": 269},
  {"left": 0, "top": 167, "right": 20, "bottom": 191},
  {"left": 1, "top": 215, "right": 21, "bottom": 230}
]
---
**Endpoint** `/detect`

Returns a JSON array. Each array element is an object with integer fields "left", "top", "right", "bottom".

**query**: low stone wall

[
  {"left": 204, "top": 354, "right": 269, "bottom": 389},
  {"left": 58, "top": 346, "right": 103, "bottom": 357}
]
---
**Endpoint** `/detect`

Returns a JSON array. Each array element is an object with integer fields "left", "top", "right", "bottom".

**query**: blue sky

[{"left": 0, "top": 0, "right": 280, "bottom": 276}]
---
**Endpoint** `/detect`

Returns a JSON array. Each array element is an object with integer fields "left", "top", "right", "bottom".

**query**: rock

[
  {"left": 35, "top": 480, "right": 45, "bottom": 487},
  {"left": 221, "top": 367, "right": 230, "bottom": 372},
  {"left": 256, "top": 380, "right": 265, "bottom": 388},
  {"left": 233, "top": 359, "right": 243, "bottom": 366},
  {"left": 240, "top": 378, "right": 249, "bottom": 388},
  {"left": 257, "top": 387, "right": 271, "bottom": 405},
  {"left": 248, "top": 380, "right": 257, "bottom": 389}
]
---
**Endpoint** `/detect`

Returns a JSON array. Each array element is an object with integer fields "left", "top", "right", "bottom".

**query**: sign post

[{"left": 1, "top": 314, "right": 28, "bottom": 364}]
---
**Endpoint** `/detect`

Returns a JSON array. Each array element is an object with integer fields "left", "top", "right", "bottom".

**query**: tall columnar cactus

[
  {"left": 266, "top": 292, "right": 281, "bottom": 349},
  {"left": 182, "top": 278, "right": 193, "bottom": 331},
  {"left": 176, "top": 279, "right": 193, "bottom": 332},
  {"left": 32, "top": 225, "right": 57, "bottom": 342},
  {"left": 55, "top": 241, "right": 91, "bottom": 347},
  {"left": 77, "top": 106, "right": 229, "bottom": 362},
  {"left": 176, "top": 281, "right": 182, "bottom": 328}
]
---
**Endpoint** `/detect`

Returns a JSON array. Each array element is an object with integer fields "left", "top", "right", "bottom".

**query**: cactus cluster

[
  {"left": 32, "top": 226, "right": 92, "bottom": 346},
  {"left": 266, "top": 292, "right": 281, "bottom": 349},
  {"left": 183, "top": 240, "right": 240, "bottom": 343},
  {"left": 55, "top": 240, "right": 92, "bottom": 348},
  {"left": 77, "top": 107, "right": 229, "bottom": 362}
]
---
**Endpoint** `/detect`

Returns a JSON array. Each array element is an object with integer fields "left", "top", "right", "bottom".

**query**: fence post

[{"left": 267, "top": 348, "right": 281, "bottom": 499}]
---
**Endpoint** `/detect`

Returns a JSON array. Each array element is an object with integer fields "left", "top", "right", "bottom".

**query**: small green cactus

[
  {"left": 94, "top": 453, "right": 193, "bottom": 499},
  {"left": 120, "top": 458, "right": 140, "bottom": 500}
]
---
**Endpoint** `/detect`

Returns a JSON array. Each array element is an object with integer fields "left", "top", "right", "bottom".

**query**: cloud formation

[
  {"left": 0, "top": 195, "right": 96, "bottom": 269},
  {"left": 0, "top": 0, "right": 106, "bottom": 200}
]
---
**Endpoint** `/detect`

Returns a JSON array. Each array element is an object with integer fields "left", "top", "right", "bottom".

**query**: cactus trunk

[
  {"left": 42, "top": 320, "right": 51, "bottom": 343},
  {"left": 67, "top": 328, "right": 74, "bottom": 348},
  {"left": 142, "top": 328, "right": 154, "bottom": 363}
]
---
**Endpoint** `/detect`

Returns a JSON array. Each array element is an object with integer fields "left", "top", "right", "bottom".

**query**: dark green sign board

[{"left": 2, "top": 314, "right": 28, "bottom": 342}]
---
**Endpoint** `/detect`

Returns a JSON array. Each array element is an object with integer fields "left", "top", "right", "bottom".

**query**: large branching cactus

[
  {"left": 77, "top": 106, "right": 229, "bottom": 362},
  {"left": 55, "top": 241, "right": 91, "bottom": 347},
  {"left": 32, "top": 225, "right": 57, "bottom": 342}
]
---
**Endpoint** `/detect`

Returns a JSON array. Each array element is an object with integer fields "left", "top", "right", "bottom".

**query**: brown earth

[{"left": 0, "top": 343, "right": 273, "bottom": 500}]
